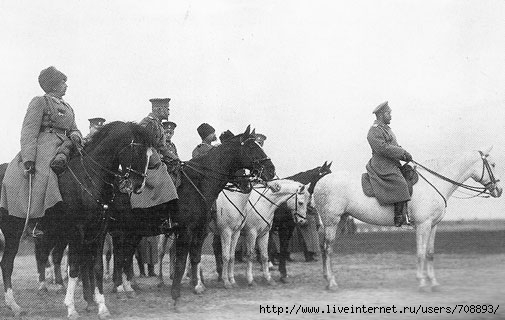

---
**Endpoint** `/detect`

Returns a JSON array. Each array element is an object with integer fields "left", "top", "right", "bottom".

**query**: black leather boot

[{"left": 393, "top": 202, "right": 405, "bottom": 227}]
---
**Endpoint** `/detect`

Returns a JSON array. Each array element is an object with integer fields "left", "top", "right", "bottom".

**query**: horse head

[
  {"left": 471, "top": 146, "right": 502, "bottom": 198},
  {"left": 87, "top": 121, "right": 153, "bottom": 194},
  {"left": 226, "top": 125, "right": 276, "bottom": 181},
  {"left": 270, "top": 180, "right": 309, "bottom": 226}
]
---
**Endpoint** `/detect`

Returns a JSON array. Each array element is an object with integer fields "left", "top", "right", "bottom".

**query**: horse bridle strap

[{"left": 250, "top": 186, "right": 306, "bottom": 223}]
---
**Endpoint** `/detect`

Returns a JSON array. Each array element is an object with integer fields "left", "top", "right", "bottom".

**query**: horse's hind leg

[
  {"left": 52, "top": 238, "right": 68, "bottom": 291},
  {"left": 258, "top": 231, "right": 275, "bottom": 286},
  {"left": 171, "top": 230, "right": 191, "bottom": 306},
  {"left": 190, "top": 230, "right": 208, "bottom": 294},
  {"left": 93, "top": 238, "right": 111, "bottom": 319},
  {"left": 34, "top": 234, "right": 53, "bottom": 292},
  {"left": 278, "top": 226, "right": 293, "bottom": 283},
  {"left": 0, "top": 213, "right": 26, "bottom": 316},
  {"left": 157, "top": 234, "right": 169, "bottom": 287},
  {"left": 426, "top": 225, "right": 440, "bottom": 291}
]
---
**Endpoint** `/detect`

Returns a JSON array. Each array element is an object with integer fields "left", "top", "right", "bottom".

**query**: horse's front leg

[
  {"left": 322, "top": 224, "right": 339, "bottom": 291},
  {"left": 258, "top": 230, "right": 275, "bottom": 285},
  {"left": 190, "top": 229, "right": 208, "bottom": 294},
  {"left": 416, "top": 221, "right": 432, "bottom": 292},
  {"left": 64, "top": 241, "right": 81, "bottom": 320},
  {"left": 244, "top": 229, "right": 257, "bottom": 286},
  {"left": 93, "top": 239, "right": 111, "bottom": 319},
  {"left": 0, "top": 214, "right": 26, "bottom": 317},
  {"left": 51, "top": 238, "right": 68, "bottom": 292},
  {"left": 228, "top": 230, "right": 242, "bottom": 288},
  {"left": 157, "top": 234, "right": 168, "bottom": 287},
  {"left": 34, "top": 234, "right": 53, "bottom": 293},
  {"left": 425, "top": 223, "right": 441, "bottom": 291},
  {"left": 220, "top": 229, "right": 233, "bottom": 288},
  {"left": 171, "top": 230, "right": 191, "bottom": 307}
]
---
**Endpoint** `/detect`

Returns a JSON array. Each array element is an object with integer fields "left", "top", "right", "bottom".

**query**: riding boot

[
  {"left": 393, "top": 202, "right": 406, "bottom": 227},
  {"left": 50, "top": 153, "right": 68, "bottom": 175},
  {"left": 137, "top": 258, "right": 146, "bottom": 277}
]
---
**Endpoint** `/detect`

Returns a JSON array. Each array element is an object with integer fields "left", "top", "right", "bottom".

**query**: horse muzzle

[{"left": 490, "top": 184, "right": 503, "bottom": 198}]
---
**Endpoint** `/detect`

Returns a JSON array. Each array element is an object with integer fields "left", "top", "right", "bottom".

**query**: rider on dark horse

[
  {"left": 0, "top": 66, "right": 83, "bottom": 237},
  {"left": 130, "top": 98, "right": 179, "bottom": 233},
  {"left": 366, "top": 101, "right": 413, "bottom": 227}
]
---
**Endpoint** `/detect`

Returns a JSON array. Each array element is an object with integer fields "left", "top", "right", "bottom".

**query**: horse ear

[
  {"left": 251, "top": 128, "right": 256, "bottom": 136},
  {"left": 483, "top": 145, "right": 493, "bottom": 156},
  {"left": 244, "top": 125, "right": 251, "bottom": 136},
  {"left": 323, "top": 161, "right": 328, "bottom": 168},
  {"left": 299, "top": 185, "right": 305, "bottom": 193},
  {"left": 328, "top": 161, "right": 333, "bottom": 168}
]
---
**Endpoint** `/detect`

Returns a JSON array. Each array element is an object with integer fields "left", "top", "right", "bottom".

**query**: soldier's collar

[{"left": 46, "top": 94, "right": 65, "bottom": 103}]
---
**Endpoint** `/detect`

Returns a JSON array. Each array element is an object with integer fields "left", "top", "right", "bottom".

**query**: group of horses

[{"left": 0, "top": 120, "right": 502, "bottom": 319}]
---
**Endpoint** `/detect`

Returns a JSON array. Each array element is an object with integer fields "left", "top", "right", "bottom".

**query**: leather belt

[{"left": 40, "top": 126, "right": 69, "bottom": 136}]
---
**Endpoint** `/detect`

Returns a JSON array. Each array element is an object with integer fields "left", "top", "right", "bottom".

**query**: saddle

[{"left": 361, "top": 163, "right": 419, "bottom": 198}]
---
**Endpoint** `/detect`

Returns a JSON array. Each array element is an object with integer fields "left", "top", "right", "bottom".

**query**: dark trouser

[{"left": 393, "top": 201, "right": 408, "bottom": 227}]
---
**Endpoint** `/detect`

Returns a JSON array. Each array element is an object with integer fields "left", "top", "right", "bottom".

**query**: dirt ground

[{"left": 0, "top": 251, "right": 503, "bottom": 320}]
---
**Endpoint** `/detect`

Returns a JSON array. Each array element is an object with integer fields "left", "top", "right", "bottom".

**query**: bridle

[
  {"left": 67, "top": 139, "right": 149, "bottom": 244},
  {"left": 412, "top": 151, "right": 500, "bottom": 207}
]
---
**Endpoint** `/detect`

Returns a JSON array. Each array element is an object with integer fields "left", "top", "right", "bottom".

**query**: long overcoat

[
  {"left": 130, "top": 114, "right": 178, "bottom": 209},
  {"left": 0, "top": 95, "right": 81, "bottom": 218},
  {"left": 365, "top": 120, "right": 410, "bottom": 205}
]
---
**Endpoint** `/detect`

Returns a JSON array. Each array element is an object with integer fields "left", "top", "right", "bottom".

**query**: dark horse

[
  {"left": 108, "top": 126, "right": 275, "bottom": 307},
  {"left": 0, "top": 121, "right": 152, "bottom": 319},
  {"left": 270, "top": 161, "right": 332, "bottom": 282}
]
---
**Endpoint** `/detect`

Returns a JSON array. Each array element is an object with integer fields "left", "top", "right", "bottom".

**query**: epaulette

[{"left": 372, "top": 124, "right": 378, "bottom": 128}]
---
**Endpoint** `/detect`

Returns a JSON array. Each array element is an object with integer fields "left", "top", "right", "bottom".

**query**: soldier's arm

[
  {"left": 20, "top": 96, "right": 45, "bottom": 162},
  {"left": 367, "top": 126, "right": 407, "bottom": 160},
  {"left": 66, "top": 104, "right": 83, "bottom": 142}
]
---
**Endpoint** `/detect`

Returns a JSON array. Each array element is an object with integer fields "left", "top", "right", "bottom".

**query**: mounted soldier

[
  {"left": 83, "top": 117, "right": 105, "bottom": 145},
  {"left": 366, "top": 101, "right": 412, "bottom": 227},
  {"left": 0, "top": 66, "right": 83, "bottom": 237},
  {"left": 192, "top": 123, "right": 217, "bottom": 158},
  {"left": 162, "top": 120, "right": 181, "bottom": 188},
  {"left": 130, "top": 98, "right": 179, "bottom": 232}
]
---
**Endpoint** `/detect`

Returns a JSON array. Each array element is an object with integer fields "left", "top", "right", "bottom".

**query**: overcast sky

[{"left": 1, "top": 0, "right": 504, "bottom": 219}]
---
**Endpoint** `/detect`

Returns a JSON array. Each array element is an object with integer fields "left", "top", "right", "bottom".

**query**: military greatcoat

[
  {"left": 130, "top": 113, "right": 178, "bottom": 209},
  {"left": 365, "top": 120, "right": 410, "bottom": 205},
  {"left": 0, "top": 94, "right": 81, "bottom": 218}
]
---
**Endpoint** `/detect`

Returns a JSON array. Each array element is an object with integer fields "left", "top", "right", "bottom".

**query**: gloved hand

[
  {"left": 70, "top": 133, "right": 83, "bottom": 149},
  {"left": 403, "top": 151, "right": 413, "bottom": 162},
  {"left": 24, "top": 161, "right": 35, "bottom": 175}
]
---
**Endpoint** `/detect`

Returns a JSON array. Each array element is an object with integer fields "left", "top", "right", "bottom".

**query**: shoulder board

[{"left": 372, "top": 124, "right": 378, "bottom": 128}]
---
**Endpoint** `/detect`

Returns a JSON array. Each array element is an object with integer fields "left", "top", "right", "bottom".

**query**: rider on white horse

[{"left": 366, "top": 101, "right": 413, "bottom": 227}]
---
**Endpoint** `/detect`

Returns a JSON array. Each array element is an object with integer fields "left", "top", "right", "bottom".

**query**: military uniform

[
  {"left": 366, "top": 119, "right": 410, "bottom": 205},
  {"left": 1, "top": 94, "right": 81, "bottom": 218},
  {"left": 130, "top": 113, "right": 178, "bottom": 209},
  {"left": 192, "top": 142, "right": 214, "bottom": 158}
]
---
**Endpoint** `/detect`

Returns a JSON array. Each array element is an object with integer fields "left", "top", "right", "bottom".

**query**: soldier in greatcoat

[
  {"left": 192, "top": 123, "right": 217, "bottom": 158},
  {"left": 130, "top": 98, "right": 179, "bottom": 232},
  {"left": 0, "top": 66, "right": 83, "bottom": 237},
  {"left": 161, "top": 120, "right": 181, "bottom": 188},
  {"left": 366, "top": 101, "right": 413, "bottom": 227}
]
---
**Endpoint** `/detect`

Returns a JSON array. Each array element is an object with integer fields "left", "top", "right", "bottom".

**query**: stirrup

[
  {"left": 31, "top": 223, "right": 44, "bottom": 238},
  {"left": 160, "top": 219, "right": 178, "bottom": 234}
]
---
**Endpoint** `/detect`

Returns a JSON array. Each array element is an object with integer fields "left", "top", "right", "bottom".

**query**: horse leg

[
  {"left": 258, "top": 231, "right": 275, "bottom": 285},
  {"left": 171, "top": 230, "right": 191, "bottom": 307},
  {"left": 278, "top": 226, "right": 293, "bottom": 283},
  {"left": 92, "top": 238, "right": 111, "bottom": 319},
  {"left": 34, "top": 234, "right": 53, "bottom": 293},
  {"left": 104, "top": 234, "right": 112, "bottom": 280},
  {"left": 415, "top": 221, "right": 432, "bottom": 292},
  {"left": 426, "top": 225, "right": 440, "bottom": 291},
  {"left": 52, "top": 238, "right": 68, "bottom": 291},
  {"left": 212, "top": 233, "right": 223, "bottom": 281},
  {"left": 157, "top": 234, "right": 167, "bottom": 287},
  {"left": 244, "top": 229, "right": 257, "bottom": 286},
  {"left": 322, "top": 224, "right": 339, "bottom": 291},
  {"left": 123, "top": 234, "right": 141, "bottom": 298},
  {"left": 229, "top": 230, "right": 241, "bottom": 288},
  {"left": 111, "top": 233, "right": 124, "bottom": 293},
  {"left": 190, "top": 229, "right": 207, "bottom": 294},
  {"left": 64, "top": 239, "right": 82, "bottom": 320},
  {"left": 220, "top": 229, "right": 233, "bottom": 288},
  {"left": 0, "top": 214, "right": 26, "bottom": 317}
]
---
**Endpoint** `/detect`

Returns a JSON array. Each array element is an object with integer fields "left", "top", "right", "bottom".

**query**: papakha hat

[
  {"left": 38, "top": 66, "right": 67, "bottom": 93},
  {"left": 197, "top": 123, "right": 215, "bottom": 139}
]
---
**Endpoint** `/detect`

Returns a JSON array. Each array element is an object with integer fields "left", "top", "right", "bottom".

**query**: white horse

[
  {"left": 241, "top": 179, "right": 310, "bottom": 286},
  {"left": 313, "top": 147, "right": 502, "bottom": 292}
]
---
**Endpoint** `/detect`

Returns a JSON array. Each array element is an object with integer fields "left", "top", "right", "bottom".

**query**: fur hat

[
  {"left": 38, "top": 66, "right": 67, "bottom": 93},
  {"left": 197, "top": 123, "right": 215, "bottom": 140}
]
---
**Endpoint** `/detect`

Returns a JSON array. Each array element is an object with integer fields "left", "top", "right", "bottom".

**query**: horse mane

[
  {"left": 85, "top": 121, "right": 153, "bottom": 152},
  {"left": 284, "top": 167, "right": 321, "bottom": 185}
]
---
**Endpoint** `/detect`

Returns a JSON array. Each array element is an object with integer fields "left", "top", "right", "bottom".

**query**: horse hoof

[
  {"left": 116, "top": 292, "right": 128, "bottom": 301},
  {"left": 55, "top": 284, "right": 66, "bottom": 294},
  {"left": 157, "top": 281, "right": 167, "bottom": 289},
  {"left": 223, "top": 282, "right": 233, "bottom": 289},
  {"left": 126, "top": 291, "right": 136, "bottom": 299},
  {"left": 248, "top": 281, "right": 257, "bottom": 287},
  {"left": 231, "top": 282, "right": 239, "bottom": 288},
  {"left": 418, "top": 285, "right": 430, "bottom": 293},
  {"left": 68, "top": 312, "right": 80, "bottom": 320},
  {"left": 280, "top": 277, "right": 290, "bottom": 284},
  {"left": 217, "top": 276, "right": 223, "bottom": 282},
  {"left": 267, "top": 279, "right": 277, "bottom": 286},
  {"left": 194, "top": 285, "right": 205, "bottom": 295},
  {"left": 85, "top": 301, "right": 97, "bottom": 313},
  {"left": 98, "top": 309, "right": 111, "bottom": 320},
  {"left": 431, "top": 284, "right": 441, "bottom": 292},
  {"left": 326, "top": 284, "right": 338, "bottom": 292}
]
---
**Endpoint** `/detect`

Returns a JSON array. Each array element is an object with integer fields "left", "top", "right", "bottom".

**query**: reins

[{"left": 411, "top": 151, "right": 499, "bottom": 207}]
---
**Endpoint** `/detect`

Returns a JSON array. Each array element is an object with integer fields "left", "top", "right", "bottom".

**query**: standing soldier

[
  {"left": 130, "top": 98, "right": 179, "bottom": 233},
  {"left": 366, "top": 101, "right": 412, "bottom": 227}
]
